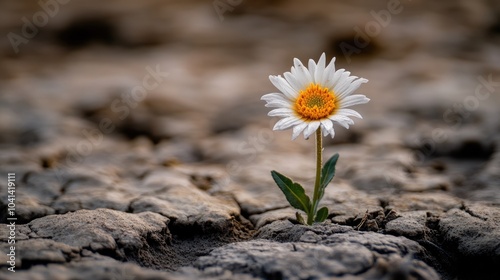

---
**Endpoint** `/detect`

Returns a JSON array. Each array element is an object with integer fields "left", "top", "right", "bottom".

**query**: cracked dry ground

[{"left": 1, "top": 0, "right": 500, "bottom": 279}]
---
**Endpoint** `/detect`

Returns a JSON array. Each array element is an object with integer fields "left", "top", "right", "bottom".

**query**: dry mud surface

[{"left": 1, "top": 0, "right": 500, "bottom": 279}]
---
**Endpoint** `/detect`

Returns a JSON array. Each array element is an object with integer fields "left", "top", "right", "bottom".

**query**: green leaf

[
  {"left": 315, "top": 207, "right": 329, "bottom": 223},
  {"left": 296, "top": 212, "right": 306, "bottom": 225},
  {"left": 318, "top": 153, "right": 339, "bottom": 200},
  {"left": 271, "top": 170, "right": 311, "bottom": 214}
]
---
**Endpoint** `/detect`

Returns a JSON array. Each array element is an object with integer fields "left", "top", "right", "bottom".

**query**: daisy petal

[
  {"left": 308, "top": 59, "right": 317, "bottom": 80},
  {"left": 320, "top": 119, "right": 333, "bottom": 135},
  {"left": 261, "top": 93, "right": 285, "bottom": 101},
  {"left": 265, "top": 99, "right": 292, "bottom": 108},
  {"left": 293, "top": 58, "right": 313, "bottom": 87},
  {"left": 326, "top": 69, "right": 345, "bottom": 90},
  {"left": 303, "top": 121, "right": 320, "bottom": 139},
  {"left": 268, "top": 108, "right": 294, "bottom": 117},
  {"left": 329, "top": 115, "right": 354, "bottom": 129},
  {"left": 323, "top": 124, "right": 335, "bottom": 138},
  {"left": 262, "top": 93, "right": 292, "bottom": 107},
  {"left": 332, "top": 70, "right": 352, "bottom": 93},
  {"left": 284, "top": 72, "right": 303, "bottom": 92},
  {"left": 336, "top": 78, "right": 368, "bottom": 100},
  {"left": 292, "top": 122, "right": 308, "bottom": 140},
  {"left": 341, "top": 94, "right": 370, "bottom": 108},
  {"left": 322, "top": 57, "right": 337, "bottom": 86},
  {"left": 335, "top": 76, "right": 357, "bottom": 97},
  {"left": 273, "top": 117, "right": 301, "bottom": 131},
  {"left": 314, "top": 53, "right": 326, "bottom": 84},
  {"left": 260, "top": 93, "right": 291, "bottom": 102},
  {"left": 328, "top": 127, "right": 336, "bottom": 138},
  {"left": 336, "top": 108, "right": 363, "bottom": 119},
  {"left": 269, "top": 75, "right": 297, "bottom": 100}
]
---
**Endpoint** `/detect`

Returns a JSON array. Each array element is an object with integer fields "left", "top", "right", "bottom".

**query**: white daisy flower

[{"left": 261, "top": 53, "right": 370, "bottom": 140}]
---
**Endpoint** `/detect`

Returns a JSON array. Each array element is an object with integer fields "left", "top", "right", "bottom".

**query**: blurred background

[{"left": 0, "top": 0, "right": 499, "bottom": 206}]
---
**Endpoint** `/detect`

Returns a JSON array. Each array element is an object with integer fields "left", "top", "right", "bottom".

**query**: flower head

[{"left": 261, "top": 53, "right": 370, "bottom": 140}]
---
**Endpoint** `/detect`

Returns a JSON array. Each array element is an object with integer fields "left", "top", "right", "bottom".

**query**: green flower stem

[{"left": 307, "top": 127, "right": 323, "bottom": 225}]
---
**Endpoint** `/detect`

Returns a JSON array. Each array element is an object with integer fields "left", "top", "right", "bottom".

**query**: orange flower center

[{"left": 294, "top": 83, "right": 336, "bottom": 120}]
